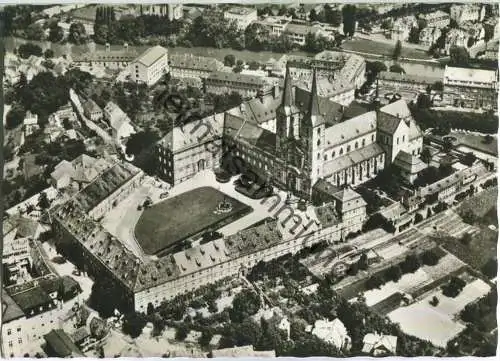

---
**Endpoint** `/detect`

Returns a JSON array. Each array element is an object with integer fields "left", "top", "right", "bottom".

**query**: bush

[
  {"left": 175, "top": 324, "right": 189, "bottom": 341},
  {"left": 401, "top": 254, "right": 421, "bottom": 274},
  {"left": 366, "top": 274, "right": 385, "bottom": 290},
  {"left": 429, "top": 296, "right": 439, "bottom": 306},
  {"left": 122, "top": 312, "right": 147, "bottom": 338},
  {"left": 420, "top": 249, "right": 441, "bottom": 266},
  {"left": 442, "top": 276, "right": 466, "bottom": 298},
  {"left": 481, "top": 258, "right": 497, "bottom": 279},
  {"left": 384, "top": 265, "right": 403, "bottom": 283}
]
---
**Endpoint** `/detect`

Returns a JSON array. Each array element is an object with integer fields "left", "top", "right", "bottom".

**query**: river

[{"left": 4, "top": 36, "right": 445, "bottom": 78}]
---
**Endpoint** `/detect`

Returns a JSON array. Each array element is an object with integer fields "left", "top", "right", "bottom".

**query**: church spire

[
  {"left": 282, "top": 63, "right": 294, "bottom": 107},
  {"left": 308, "top": 67, "right": 321, "bottom": 117}
]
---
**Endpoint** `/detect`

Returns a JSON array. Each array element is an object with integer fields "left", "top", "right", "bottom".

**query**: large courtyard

[{"left": 134, "top": 186, "right": 252, "bottom": 255}]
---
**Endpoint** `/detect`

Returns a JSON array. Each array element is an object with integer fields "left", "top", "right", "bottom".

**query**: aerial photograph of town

[{"left": 0, "top": 2, "right": 498, "bottom": 358}]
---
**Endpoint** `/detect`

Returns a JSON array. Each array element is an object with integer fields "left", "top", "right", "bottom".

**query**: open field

[{"left": 134, "top": 187, "right": 252, "bottom": 255}]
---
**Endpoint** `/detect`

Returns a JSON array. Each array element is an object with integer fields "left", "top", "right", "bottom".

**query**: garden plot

[{"left": 388, "top": 278, "right": 491, "bottom": 348}]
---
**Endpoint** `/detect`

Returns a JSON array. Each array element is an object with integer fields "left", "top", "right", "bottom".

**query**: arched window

[
  {"left": 317, "top": 128, "right": 321, "bottom": 135},
  {"left": 317, "top": 153, "right": 320, "bottom": 160},
  {"left": 355, "top": 142, "right": 359, "bottom": 149},
  {"left": 317, "top": 139, "right": 321, "bottom": 146},
  {"left": 332, "top": 150, "right": 336, "bottom": 158},
  {"left": 372, "top": 134, "right": 375, "bottom": 142},
  {"left": 362, "top": 139, "right": 366, "bottom": 147},
  {"left": 347, "top": 145, "right": 351, "bottom": 152},
  {"left": 339, "top": 148, "right": 343, "bottom": 155},
  {"left": 324, "top": 154, "right": 327, "bottom": 160}
]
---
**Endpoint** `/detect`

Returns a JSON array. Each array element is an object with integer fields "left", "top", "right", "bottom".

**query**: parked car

[{"left": 160, "top": 192, "right": 169, "bottom": 199}]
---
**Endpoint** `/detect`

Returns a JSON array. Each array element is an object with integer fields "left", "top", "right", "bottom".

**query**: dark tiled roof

[
  {"left": 44, "top": 329, "right": 84, "bottom": 357},
  {"left": 2, "top": 289, "right": 25, "bottom": 323},
  {"left": 9, "top": 287, "right": 53, "bottom": 313}
]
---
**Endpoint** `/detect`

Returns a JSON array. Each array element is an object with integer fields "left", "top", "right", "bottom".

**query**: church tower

[
  {"left": 300, "top": 68, "right": 325, "bottom": 186},
  {"left": 276, "top": 64, "right": 297, "bottom": 158}
]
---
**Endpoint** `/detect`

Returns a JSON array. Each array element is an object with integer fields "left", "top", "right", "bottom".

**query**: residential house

[
  {"left": 82, "top": 99, "right": 103, "bottom": 122},
  {"left": 419, "top": 10, "right": 450, "bottom": 29},
  {"left": 391, "top": 16, "right": 418, "bottom": 42},
  {"left": 103, "top": 102, "right": 136, "bottom": 143},
  {"left": 309, "top": 319, "right": 351, "bottom": 350},
  {"left": 223, "top": 6, "right": 258, "bottom": 31},
  {"left": 450, "top": 4, "right": 485, "bottom": 25},
  {"left": 362, "top": 333, "right": 398, "bottom": 356},
  {"left": 23, "top": 111, "right": 39, "bottom": 137},
  {"left": 484, "top": 40, "right": 499, "bottom": 60},
  {"left": 138, "top": 4, "right": 183, "bottom": 20},
  {"left": 50, "top": 154, "right": 110, "bottom": 190},
  {"left": 419, "top": 27, "right": 442, "bottom": 48}
]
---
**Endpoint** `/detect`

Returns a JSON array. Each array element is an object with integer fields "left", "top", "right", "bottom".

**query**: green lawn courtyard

[{"left": 134, "top": 187, "right": 252, "bottom": 255}]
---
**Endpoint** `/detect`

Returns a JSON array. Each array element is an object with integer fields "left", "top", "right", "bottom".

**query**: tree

[
  {"left": 342, "top": 5, "right": 356, "bottom": 37},
  {"left": 481, "top": 258, "right": 497, "bottom": 279},
  {"left": 309, "top": 9, "right": 319, "bottom": 22},
  {"left": 25, "top": 22, "right": 45, "bottom": 41},
  {"left": 18, "top": 43, "right": 43, "bottom": 59},
  {"left": 37, "top": 191, "right": 50, "bottom": 210},
  {"left": 442, "top": 276, "right": 466, "bottom": 298},
  {"left": 324, "top": 6, "right": 342, "bottom": 27},
  {"left": 421, "top": 249, "right": 440, "bottom": 266},
  {"left": 358, "top": 253, "right": 368, "bottom": 270},
  {"left": 429, "top": 296, "right": 439, "bottom": 306},
  {"left": 43, "top": 49, "right": 54, "bottom": 58},
  {"left": 380, "top": 19, "right": 392, "bottom": 30},
  {"left": 389, "top": 63, "right": 405, "bottom": 74},
  {"left": 401, "top": 254, "right": 421, "bottom": 274},
  {"left": 5, "top": 104, "right": 26, "bottom": 130},
  {"left": 392, "top": 40, "right": 402, "bottom": 60},
  {"left": 449, "top": 46, "right": 469, "bottom": 67},
  {"left": 421, "top": 147, "right": 432, "bottom": 164},
  {"left": 460, "top": 232, "right": 473, "bottom": 245},
  {"left": 408, "top": 27, "right": 420, "bottom": 44},
  {"left": 68, "top": 22, "right": 87, "bottom": 44},
  {"left": 416, "top": 93, "right": 433, "bottom": 109},
  {"left": 431, "top": 81, "right": 443, "bottom": 92},
  {"left": 48, "top": 23, "right": 64, "bottom": 43},
  {"left": 230, "top": 289, "right": 261, "bottom": 323},
  {"left": 385, "top": 265, "right": 403, "bottom": 282},
  {"left": 125, "top": 129, "right": 160, "bottom": 157},
  {"left": 122, "top": 312, "right": 147, "bottom": 338},
  {"left": 175, "top": 324, "right": 189, "bottom": 341},
  {"left": 366, "top": 274, "right": 385, "bottom": 289}
]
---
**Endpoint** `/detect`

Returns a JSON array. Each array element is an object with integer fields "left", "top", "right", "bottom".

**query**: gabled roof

[
  {"left": 362, "top": 333, "right": 398, "bottom": 355},
  {"left": 379, "top": 99, "right": 412, "bottom": 119},
  {"left": 394, "top": 150, "right": 427, "bottom": 174},
  {"left": 134, "top": 45, "right": 168, "bottom": 67},
  {"left": 325, "top": 111, "right": 377, "bottom": 147}
]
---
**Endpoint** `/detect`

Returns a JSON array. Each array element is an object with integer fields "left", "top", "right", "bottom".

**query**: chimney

[{"left": 105, "top": 43, "right": 110, "bottom": 52}]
